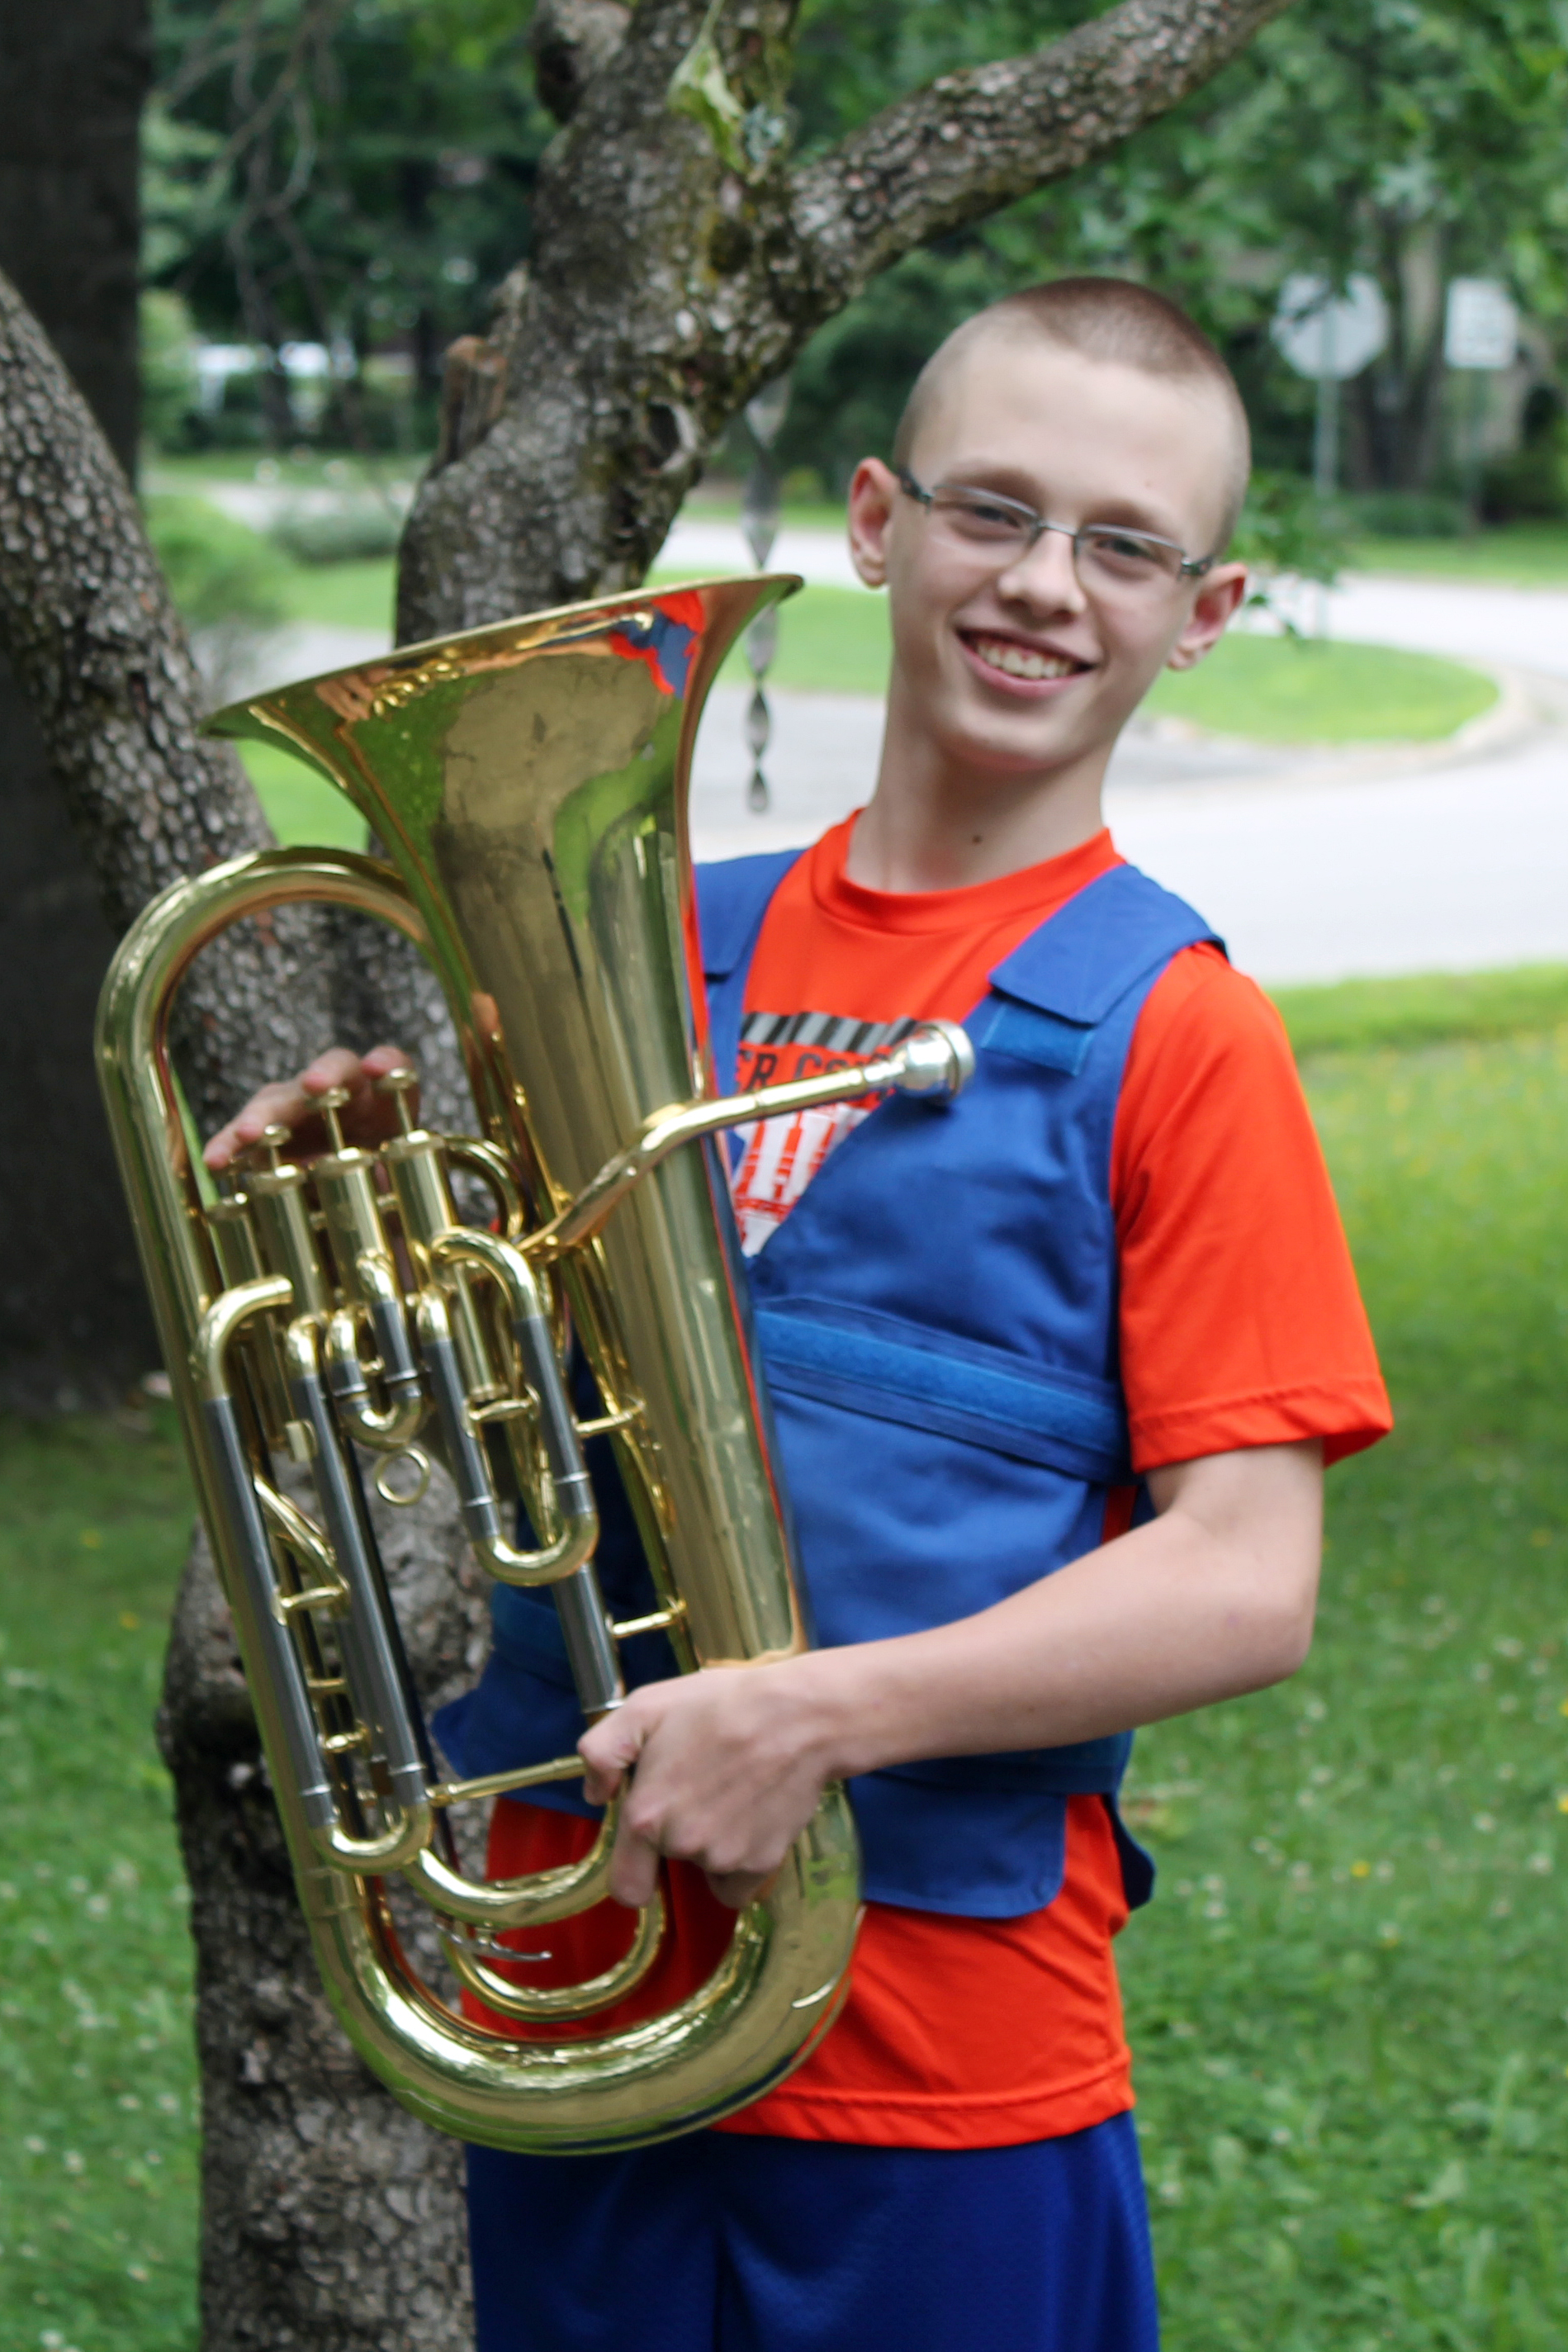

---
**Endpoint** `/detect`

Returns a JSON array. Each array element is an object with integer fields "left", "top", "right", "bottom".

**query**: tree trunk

[
  {"left": 0, "top": 0, "right": 1296, "bottom": 2339},
  {"left": 0, "top": 0, "right": 157, "bottom": 1409},
  {"left": 159, "top": 1473, "right": 490, "bottom": 2351}
]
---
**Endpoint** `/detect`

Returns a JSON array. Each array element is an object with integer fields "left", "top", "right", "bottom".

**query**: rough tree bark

[
  {"left": 0, "top": 0, "right": 157, "bottom": 1411},
  {"left": 0, "top": 0, "right": 1294, "bottom": 2340}
]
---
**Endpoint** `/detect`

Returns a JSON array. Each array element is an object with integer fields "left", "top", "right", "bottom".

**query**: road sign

[
  {"left": 1444, "top": 279, "right": 1518, "bottom": 371},
  {"left": 1272, "top": 274, "right": 1389, "bottom": 382}
]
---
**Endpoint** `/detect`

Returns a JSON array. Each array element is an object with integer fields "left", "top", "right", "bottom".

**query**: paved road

[{"left": 217, "top": 516, "right": 1568, "bottom": 986}]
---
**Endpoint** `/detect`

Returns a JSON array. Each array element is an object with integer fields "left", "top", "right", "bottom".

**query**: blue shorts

[{"left": 467, "top": 2113, "right": 1158, "bottom": 2352}]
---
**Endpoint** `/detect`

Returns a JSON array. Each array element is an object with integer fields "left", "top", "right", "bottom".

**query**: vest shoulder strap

[
  {"left": 988, "top": 861, "right": 1224, "bottom": 1026},
  {"left": 696, "top": 850, "right": 806, "bottom": 979}
]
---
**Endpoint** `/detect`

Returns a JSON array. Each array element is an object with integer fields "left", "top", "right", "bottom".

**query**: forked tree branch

[{"left": 792, "top": 0, "right": 1293, "bottom": 308}]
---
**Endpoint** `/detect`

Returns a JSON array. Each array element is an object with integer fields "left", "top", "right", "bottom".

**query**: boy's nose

[{"left": 994, "top": 524, "right": 1087, "bottom": 614}]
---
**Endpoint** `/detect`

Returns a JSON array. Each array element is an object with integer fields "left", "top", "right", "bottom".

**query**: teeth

[{"left": 972, "top": 637, "right": 1078, "bottom": 681}]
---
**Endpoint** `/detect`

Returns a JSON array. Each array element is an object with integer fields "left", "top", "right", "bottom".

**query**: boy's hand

[
  {"left": 204, "top": 1044, "right": 416, "bottom": 1172},
  {"left": 578, "top": 1660, "right": 837, "bottom": 1912}
]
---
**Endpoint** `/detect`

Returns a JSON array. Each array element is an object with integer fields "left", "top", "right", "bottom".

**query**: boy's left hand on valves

[{"left": 578, "top": 1659, "right": 836, "bottom": 1912}]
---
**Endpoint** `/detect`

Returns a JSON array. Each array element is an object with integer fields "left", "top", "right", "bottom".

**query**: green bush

[
  {"left": 1229, "top": 470, "right": 1349, "bottom": 591},
  {"left": 1351, "top": 490, "right": 1470, "bottom": 538},
  {"left": 1482, "top": 433, "right": 1568, "bottom": 524},
  {"left": 270, "top": 500, "right": 404, "bottom": 564},
  {"left": 140, "top": 293, "right": 200, "bottom": 456},
  {"left": 142, "top": 495, "right": 292, "bottom": 632}
]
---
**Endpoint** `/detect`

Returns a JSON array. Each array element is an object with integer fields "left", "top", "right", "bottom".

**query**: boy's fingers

[
  {"left": 202, "top": 1044, "right": 416, "bottom": 1169},
  {"left": 704, "top": 1866, "right": 773, "bottom": 1912},
  {"left": 203, "top": 1074, "right": 318, "bottom": 1168},
  {"left": 577, "top": 1710, "right": 644, "bottom": 1809},
  {"left": 607, "top": 1824, "right": 662, "bottom": 1911},
  {"left": 298, "top": 1046, "right": 373, "bottom": 1096}
]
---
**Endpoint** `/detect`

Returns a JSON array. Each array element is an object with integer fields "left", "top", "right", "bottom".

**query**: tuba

[{"left": 96, "top": 576, "right": 973, "bottom": 2153}]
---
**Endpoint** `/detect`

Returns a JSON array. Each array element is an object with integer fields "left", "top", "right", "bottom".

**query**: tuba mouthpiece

[{"left": 891, "top": 1019, "right": 976, "bottom": 1102}]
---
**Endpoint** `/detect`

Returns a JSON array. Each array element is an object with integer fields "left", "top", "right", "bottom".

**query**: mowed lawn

[{"left": 8, "top": 970, "right": 1568, "bottom": 2347}]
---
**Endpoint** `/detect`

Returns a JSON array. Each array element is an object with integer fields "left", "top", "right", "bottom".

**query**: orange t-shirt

[{"left": 475, "top": 818, "right": 1391, "bottom": 2147}]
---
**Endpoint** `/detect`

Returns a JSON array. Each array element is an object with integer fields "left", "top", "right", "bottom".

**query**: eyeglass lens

[{"left": 926, "top": 488, "right": 1187, "bottom": 592}]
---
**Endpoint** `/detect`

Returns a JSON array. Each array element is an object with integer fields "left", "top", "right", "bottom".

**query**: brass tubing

[
  {"left": 528, "top": 1020, "right": 976, "bottom": 1264},
  {"left": 281, "top": 1316, "right": 433, "bottom": 1862},
  {"left": 407, "top": 1802, "right": 622, "bottom": 1929},
  {"left": 324, "top": 1294, "right": 424, "bottom": 1452},
  {"left": 414, "top": 1278, "right": 601, "bottom": 1592},
  {"left": 444, "top": 1889, "right": 666, "bottom": 2021},
  {"left": 199, "top": 1387, "right": 339, "bottom": 1841}
]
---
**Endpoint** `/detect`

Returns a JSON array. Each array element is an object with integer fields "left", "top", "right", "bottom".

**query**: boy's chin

[{"left": 935, "top": 696, "right": 1105, "bottom": 781}]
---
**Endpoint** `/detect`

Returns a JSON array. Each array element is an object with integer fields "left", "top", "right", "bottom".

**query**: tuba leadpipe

[{"left": 96, "top": 578, "right": 973, "bottom": 2152}]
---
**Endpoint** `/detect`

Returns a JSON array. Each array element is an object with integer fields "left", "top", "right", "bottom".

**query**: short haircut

[{"left": 892, "top": 277, "right": 1252, "bottom": 554}]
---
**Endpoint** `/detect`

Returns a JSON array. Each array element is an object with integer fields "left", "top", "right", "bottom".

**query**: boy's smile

[
  {"left": 846, "top": 336, "right": 1248, "bottom": 889},
  {"left": 959, "top": 629, "right": 1093, "bottom": 694}
]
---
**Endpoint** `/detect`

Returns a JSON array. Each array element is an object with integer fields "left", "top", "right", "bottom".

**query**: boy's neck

[{"left": 846, "top": 698, "right": 1111, "bottom": 894}]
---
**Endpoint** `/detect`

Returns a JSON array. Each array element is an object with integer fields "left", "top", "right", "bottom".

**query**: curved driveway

[
  {"left": 225, "top": 506, "right": 1568, "bottom": 989},
  {"left": 667, "top": 518, "right": 1568, "bottom": 985}
]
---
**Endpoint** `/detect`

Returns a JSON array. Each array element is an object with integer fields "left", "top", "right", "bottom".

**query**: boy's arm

[{"left": 580, "top": 1437, "right": 1321, "bottom": 1909}]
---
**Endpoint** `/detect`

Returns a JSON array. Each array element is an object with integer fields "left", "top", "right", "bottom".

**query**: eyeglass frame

[{"left": 894, "top": 467, "right": 1217, "bottom": 586}]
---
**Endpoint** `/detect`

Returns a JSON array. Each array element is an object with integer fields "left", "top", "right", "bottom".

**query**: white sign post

[
  {"left": 1271, "top": 273, "right": 1390, "bottom": 634},
  {"left": 1444, "top": 279, "right": 1519, "bottom": 518},
  {"left": 1271, "top": 273, "right": 1390, "bottom": 497}
]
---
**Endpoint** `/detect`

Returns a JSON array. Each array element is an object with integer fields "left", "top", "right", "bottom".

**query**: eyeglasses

[{"left": 896, "top": 468, "right": 1215, "bottom": 600}]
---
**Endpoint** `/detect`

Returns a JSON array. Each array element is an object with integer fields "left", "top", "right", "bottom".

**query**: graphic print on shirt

[{"left": 732, "top": 1008, "right": 921, "bottom": 1255}]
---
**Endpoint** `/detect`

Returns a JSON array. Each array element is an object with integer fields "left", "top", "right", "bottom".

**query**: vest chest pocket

[{"left": 754, "top": 1298, "right": 1130, "bottom": 1485}]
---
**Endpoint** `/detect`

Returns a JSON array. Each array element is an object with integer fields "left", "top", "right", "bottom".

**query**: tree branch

[{"left": 790, "top": 0, "right": 1295, "bottom": 309}]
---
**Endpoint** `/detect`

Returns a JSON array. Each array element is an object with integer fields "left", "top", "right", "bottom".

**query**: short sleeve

[{"left": 1112, "top": 943, "right": 1391, "bottom": 1473}]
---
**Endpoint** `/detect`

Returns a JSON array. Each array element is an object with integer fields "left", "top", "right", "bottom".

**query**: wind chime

[{"left": 740, "top": 376, "right": 789, "bottom": 813}]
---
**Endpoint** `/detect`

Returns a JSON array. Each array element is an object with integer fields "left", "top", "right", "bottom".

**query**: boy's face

[{"left": 849, "top": 338, "right": 1248, "bottom": 793}]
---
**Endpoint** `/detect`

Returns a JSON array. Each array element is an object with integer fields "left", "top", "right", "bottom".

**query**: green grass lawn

[
  {"left": 1124, "top": 1011, "right": 1568, "bottom": 2350},
  {"left": 12, "top": 966, "right": 1568, "bottom": 2344},
  {"left": 1144, "top": 633, "right": 1497, "bottom": 744},
  {"left": 279, "top": 556, "right": 396, "bottom": 633},
  {"left": 0, "top": 1411, "right": 200, "bottom": 2352},
  {"left": 1353, "top": 524, "right": 1568, "bottom": 588},
  {"left": 239, "top": 739, "right": 368, "bottom": 852}
]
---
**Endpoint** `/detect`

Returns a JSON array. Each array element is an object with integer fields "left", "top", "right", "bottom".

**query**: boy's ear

[
  {"left": 1165, "top": 562, "right": 1248, "bottom": 671},
  {"left": 848, "top": 458, "right": 898, "bottom": 589}
]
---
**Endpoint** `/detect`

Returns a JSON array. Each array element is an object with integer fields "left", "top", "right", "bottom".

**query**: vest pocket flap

[
  {"left": 756, "top": 1302, "right": 1130, "bottom": 1481},
  {"left": 970, "top": 994, "right": 1095, "bottom": 1075}
]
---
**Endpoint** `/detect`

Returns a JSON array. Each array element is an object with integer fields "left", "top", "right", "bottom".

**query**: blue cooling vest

[{"left": 433, "top": 856, "right": 1221, "bottom": 1919}]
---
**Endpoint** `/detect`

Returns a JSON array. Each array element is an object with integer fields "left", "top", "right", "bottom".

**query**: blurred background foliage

[{"left": 140, "top": 0, "right": 1568, "bottom": 522}]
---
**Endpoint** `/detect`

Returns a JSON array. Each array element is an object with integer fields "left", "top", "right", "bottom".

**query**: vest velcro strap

[
  {"left": 755, "top": 1304, "right": 1130, "bottom": 1482},
  {"left": 969, "top": 997, "right": 1095, "bottom": 1075}
]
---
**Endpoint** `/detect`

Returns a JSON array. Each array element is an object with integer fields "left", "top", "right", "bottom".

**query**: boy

[{"left": 210, "top": 277, "right": 1390, "bottom": 2351}]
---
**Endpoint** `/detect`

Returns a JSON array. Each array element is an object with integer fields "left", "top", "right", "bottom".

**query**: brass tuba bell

[{"left": 95, "top": 577, "right": 973, "bottom": 2152}]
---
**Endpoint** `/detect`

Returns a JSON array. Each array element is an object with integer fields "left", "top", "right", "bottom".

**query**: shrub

[
  {"left": 270, "top": 499, "right": 404, "bottom": 564},
  {"left": 1229, "top": 470, "right": 1349, "bottom": 589},
  {"left": 140, "top": 292, "right": 200, "bottom": 454},
  {"left": 143, "top": 494, "right": 293, "bottom": 629},
  {"left": 1481, "top": 433, "right": 1568, "bottom": 524},
  {"left": 1350, "top": 490, "right": 1469, "bottom": 538}
]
